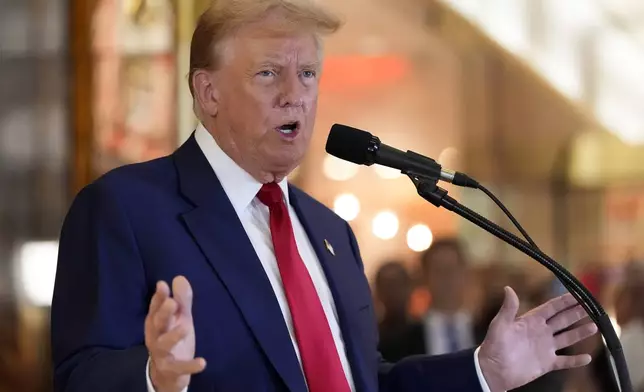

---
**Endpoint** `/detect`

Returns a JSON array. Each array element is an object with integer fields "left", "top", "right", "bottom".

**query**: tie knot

[{"left": 257, "top": 182, "right": 284, "bottom": 207}]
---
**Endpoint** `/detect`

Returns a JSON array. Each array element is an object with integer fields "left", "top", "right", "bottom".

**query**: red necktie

[{"left": 257, "top": 183, "right": 351, "bottom": 392}]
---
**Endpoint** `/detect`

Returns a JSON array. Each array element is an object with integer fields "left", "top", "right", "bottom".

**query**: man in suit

[
  {"left": 420, "top": 238, "right": 476, "bottom": 356},
  {"left": 375, "top": 261, "right": 426, "bottom": 362},
  {"left": 51, "top": 1, "right": 598, "bottom": 391},
  {"left": 377, "top": 240, "right": 475, "bottom": 361}
]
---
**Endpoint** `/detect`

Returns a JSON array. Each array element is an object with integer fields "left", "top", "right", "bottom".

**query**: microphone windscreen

[{"left": 325, "top": 124, "right": 374, "bottom": 165}]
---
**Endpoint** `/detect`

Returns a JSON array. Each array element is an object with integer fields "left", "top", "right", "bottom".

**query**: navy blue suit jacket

[{"left": 51, "top": 135, "right": 483, "bottom": 392}]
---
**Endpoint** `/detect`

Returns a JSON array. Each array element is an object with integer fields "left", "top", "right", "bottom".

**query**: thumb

[
  {"left": 172, "top": 275, "right": 194, "bottom": 317},
  {"left": 496, "top": 286, "right": 520, "bottom": 324}
]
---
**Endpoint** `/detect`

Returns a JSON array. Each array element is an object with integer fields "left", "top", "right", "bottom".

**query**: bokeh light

[
  {"left": 333, "top": 193, "right": 361, "bottom": 221},
  {"left": 407, "top": 224, "right": 434, "bottom": 252},
  {"left": 372, "top": 210, "right": 399, "bottom": 240}
]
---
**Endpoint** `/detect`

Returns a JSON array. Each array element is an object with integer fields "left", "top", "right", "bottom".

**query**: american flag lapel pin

[{"left": 324, "top": 239, "right": 335, "bottom": 256}]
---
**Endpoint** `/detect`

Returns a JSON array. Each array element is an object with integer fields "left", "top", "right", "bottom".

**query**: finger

[
  {"left": 145, "top": 282, "right": 172, "bottom": 340},
  {"left": 153, "top": 297, "right": 178, "bottom": 334},
  {"left": 155, "top": 324, "right": 191, "bottom": 355},
  {"left": 149, "top": 281, "right": 170, "bottom": 315},
  {"left": 547, "top": 305, "right": 589, "bottom": 333},
  {"left": 496, "top": 286, "right": 520, "bottom": 324},
  {"left": 172, "top": 276, "right": 194, "bottom": 317},
  {"left": 156, "top": 357, "right": 207, "bottom": 377},
  {"left": 554, "top": 322, "right": 598, "bottom": 350},
  {"left": 552, "top": 354, "right": 592, "bottom": 371},
  {"left": 533, "top": 293, "right": 578, "bottom": 320}
]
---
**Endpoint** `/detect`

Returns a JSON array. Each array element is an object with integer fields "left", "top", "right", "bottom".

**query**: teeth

[{"left": 277, "top": 123, "right": 297, "bottom": 135}]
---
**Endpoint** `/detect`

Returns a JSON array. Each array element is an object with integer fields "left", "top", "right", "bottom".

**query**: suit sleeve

[
  {"left": 51, "top": 180, "right": 150, "bottom": 392},
  {"left": 344, "top": 222, "right": 484, "bottom": 392}
]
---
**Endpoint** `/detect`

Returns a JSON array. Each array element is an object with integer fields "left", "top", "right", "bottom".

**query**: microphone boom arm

[{"left": 406, "top": 173, "right": 630, "bottom": 392}]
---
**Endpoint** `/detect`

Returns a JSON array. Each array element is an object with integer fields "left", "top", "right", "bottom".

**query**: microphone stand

[{"left": 407, "top": 173, "right": 631, "bottom": 392}]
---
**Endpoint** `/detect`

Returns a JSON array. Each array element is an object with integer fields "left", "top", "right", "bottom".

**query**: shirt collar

[{"left": 194, "top": 123, "right": 290, "bottom": 215}]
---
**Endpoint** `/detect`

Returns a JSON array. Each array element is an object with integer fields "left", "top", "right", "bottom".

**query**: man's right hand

[{"left": 145, "top": 276, "right": 206, "bottom": 392}]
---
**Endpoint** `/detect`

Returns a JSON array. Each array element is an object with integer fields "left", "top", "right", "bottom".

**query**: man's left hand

[{"left": 478, "top": 287, "right": 598, "bottom": 392}]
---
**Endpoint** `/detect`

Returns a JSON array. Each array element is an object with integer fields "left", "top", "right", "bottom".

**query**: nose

[{"left": 278, "top": 73, "right": 304, "bottom": 108}]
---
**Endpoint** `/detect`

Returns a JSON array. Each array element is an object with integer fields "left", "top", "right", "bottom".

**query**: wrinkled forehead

[{"left": 217, "top": 12, "right": 324, "bottom": 67}]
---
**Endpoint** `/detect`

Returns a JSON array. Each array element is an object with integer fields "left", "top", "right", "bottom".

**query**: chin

[
  {"left": 275, "top": 160, "right": 300, "bottom": 177},
  {"left": 270, "top": 146, "right": 305, "bottom": 166}
]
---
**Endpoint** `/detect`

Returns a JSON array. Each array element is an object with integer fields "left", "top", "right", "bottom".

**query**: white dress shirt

[{"left": 147, "top": 124, "right": 493, "bottom": 392}]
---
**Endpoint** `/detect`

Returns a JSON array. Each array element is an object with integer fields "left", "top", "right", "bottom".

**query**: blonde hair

[{"left": 188, "top": 0, "right": 343, "bottom": 98}]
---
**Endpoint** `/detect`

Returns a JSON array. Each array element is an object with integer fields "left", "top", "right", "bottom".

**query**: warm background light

[
  {"left": 333, "top": 193, "right": 361, "bottom": 221},
  {"left": 407, "top": 224, "right": 434, "bottom": 252},
  {"left": 374, "top": 165, "right": 402, "bottom": 179},
  {"left": 372, "top": 210, "right": 399, "bottom": 240},
  {"left": 438, "top": 147, "right": 459, "bottom": 166},
  {"left": 320, "top": 55, "right": 410, "bottom": 92},
  {"left": 323, "top": 154, "right": 359, "bottom": 181},
  {"left": 14, "top": 241, "right": 59, "bottom": 306},
  {"left": 288, "top": 165, "right": 301, "bottom": 181}
]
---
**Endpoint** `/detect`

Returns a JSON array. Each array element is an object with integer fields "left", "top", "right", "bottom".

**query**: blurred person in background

[
  {"left": 375, "top": 261, "right": 425, "bottom": 362},
  {"left": 419, "top": 238, "right": 476, "bottom": 355},
  {"left": 408, "top": 269, "right": 432, "bottom": 321}
]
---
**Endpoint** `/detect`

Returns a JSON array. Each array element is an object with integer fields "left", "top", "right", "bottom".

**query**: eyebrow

[
  {"left": 253, "top": 60, "right": 321, "bottom": 70},
  {"left": 301, "top": 61, "right": 321, "bottom": 70},
  {"left": 255, "top": 61, "right": 282, "bottom": 69}
]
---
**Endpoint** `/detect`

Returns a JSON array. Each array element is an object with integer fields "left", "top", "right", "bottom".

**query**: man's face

[
  {"left": 376, "top": 267, "right": 412, "bottom": 313},
  {"left": 426, "top": 248, "right": 467, "bottom": 310},
  {"left": 210, "top": 23, "right": 321, "bottom": 180}
]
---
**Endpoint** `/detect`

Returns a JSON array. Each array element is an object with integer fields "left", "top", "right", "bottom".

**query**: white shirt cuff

[
  {"left": 145, "top": 358, "right": 157, "bottom": 392},
  {"left": 474, "top": 346, "right": 494, "bottom": 392},
  {"left": 146, "top": 357, "right": 189, "bottom": 392},
  {"left": 146, "top": 357, "right": 158, "bottom": 392}
]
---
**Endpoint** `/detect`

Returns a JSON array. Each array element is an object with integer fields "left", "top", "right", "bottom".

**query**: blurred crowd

[{"left": 373, "top": 238, "right": 644, "bottom": 392}]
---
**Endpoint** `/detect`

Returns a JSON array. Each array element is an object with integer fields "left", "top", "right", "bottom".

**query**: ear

[{"left": 192, "top": 69, "right": 219, "bottom": 116}]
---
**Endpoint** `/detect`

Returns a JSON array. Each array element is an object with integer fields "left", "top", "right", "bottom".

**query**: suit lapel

[
  {"left": 174, "top": 136, "right": 307, "bottom": 392},
  {"left": 288, "top": 187, "right": 366, "bottom": 313}
]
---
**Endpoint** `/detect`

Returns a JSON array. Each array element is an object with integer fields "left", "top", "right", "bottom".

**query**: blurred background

[{"left": 1, "top": 0, "right": 644, "bottom": 390}]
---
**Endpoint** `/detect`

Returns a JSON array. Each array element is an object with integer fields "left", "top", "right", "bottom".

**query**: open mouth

[{"left": 276, "top": 121, "right": 300, "bottom": 137}]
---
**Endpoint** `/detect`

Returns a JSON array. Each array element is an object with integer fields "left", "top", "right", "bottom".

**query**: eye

[
  {"left": 257, "top": 70, "right": 276, "bottom": 78},
  {"left": 302, "top": 70, "right": 317, "bottom": 79}
]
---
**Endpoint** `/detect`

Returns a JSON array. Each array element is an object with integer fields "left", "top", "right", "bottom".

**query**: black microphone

[{"left": 325, "top": 124, "right": 479, "bottom": 188}]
